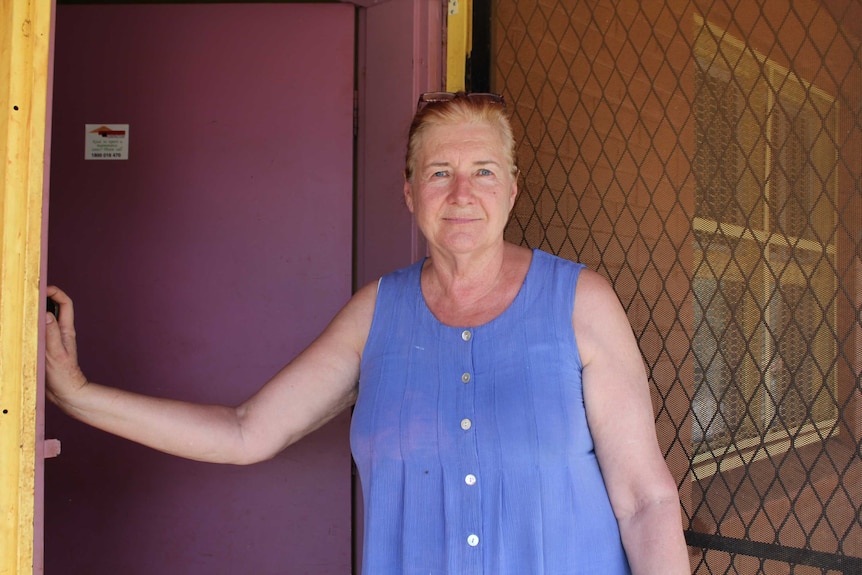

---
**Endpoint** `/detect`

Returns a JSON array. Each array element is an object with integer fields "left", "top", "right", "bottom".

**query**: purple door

[{"left": 46, "top": 4, "right": 355, "bottom": 573}]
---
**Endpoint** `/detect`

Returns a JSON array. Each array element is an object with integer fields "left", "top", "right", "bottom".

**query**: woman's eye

[
  {"left": 477, "top": 168, "right": 493, "bottom": 176},
  {"left": 432, "top": 170, "right": 448, "bottom": 178}
]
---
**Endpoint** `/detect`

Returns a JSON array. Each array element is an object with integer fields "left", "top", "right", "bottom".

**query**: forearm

[
  {"left": 619, "top": 497, "right": 691, "bottom": 575},
  {"left": 50, "top": 381, "right": 253, "bottom": 464}
]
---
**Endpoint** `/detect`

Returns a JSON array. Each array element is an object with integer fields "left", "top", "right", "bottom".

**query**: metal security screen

[{"left": 484, "top": 1, "right": 862, "bottom": 573}]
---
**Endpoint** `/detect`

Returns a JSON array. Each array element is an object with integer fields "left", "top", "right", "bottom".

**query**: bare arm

[
  {"left": 45, "top": 283, "right": 377, "bottom": 465},
  {"left": 573, "top": 270, "right": 690, "bottom": 574}
]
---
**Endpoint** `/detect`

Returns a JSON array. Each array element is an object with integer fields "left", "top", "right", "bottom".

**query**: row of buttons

[{"left": 461, "top": 329, "right": 479, "bottom": 550}]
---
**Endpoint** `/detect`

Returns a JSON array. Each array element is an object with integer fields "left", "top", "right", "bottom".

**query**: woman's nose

[{"left": 448, "top": 174, "right": 473, "bottom": 203}]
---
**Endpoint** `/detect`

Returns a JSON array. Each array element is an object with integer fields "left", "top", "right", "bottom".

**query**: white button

[
  {"left": 465, "top": 474, "right": 477, "bottom": 486},
  {"left": 460, "top": 418, "right": 472, "bottom": 430},
  {"left": 467, "top": 534, "right": 479, "bottom": 547},
  {"left": 461, "top": 372, "right": 471, "bottom": 383},
  {"left": 461, "top": 330, "right": 472, "bottom": 341}
]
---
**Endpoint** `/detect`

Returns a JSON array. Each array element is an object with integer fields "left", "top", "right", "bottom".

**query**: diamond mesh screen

[{"left": 487, "top": 1, "right": 862, "bottom": 572}]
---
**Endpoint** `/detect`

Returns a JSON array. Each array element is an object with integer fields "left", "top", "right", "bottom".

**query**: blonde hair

[{"left": 404, "top": 94, "right": 518, "bottom": 182}]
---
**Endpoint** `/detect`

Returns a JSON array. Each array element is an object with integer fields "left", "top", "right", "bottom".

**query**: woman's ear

[
  {"left": 508, "top": 173, "right": 519, "bottom": 209},
  {"left": 403, "top": 180, "right": 415, "bottom": 213}
]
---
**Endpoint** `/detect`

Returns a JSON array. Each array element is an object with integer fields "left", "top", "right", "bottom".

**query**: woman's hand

[{"left": 45, "top": 286, "right": 89, "bottom": 408}]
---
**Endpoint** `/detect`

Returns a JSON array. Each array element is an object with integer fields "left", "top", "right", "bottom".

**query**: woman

[{"left": 46, "top": 92, "right": 690, "bottom": 574}]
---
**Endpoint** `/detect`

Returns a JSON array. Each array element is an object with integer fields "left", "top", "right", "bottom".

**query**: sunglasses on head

[{"left": 417, "top": 91, "right": 506, "bottom": 110}]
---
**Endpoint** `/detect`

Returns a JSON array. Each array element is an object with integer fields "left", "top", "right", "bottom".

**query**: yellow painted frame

[
  {"left": 446, "top": 0, "right": 471, "bottom": 91},
  {"left": 0, "top": 0, "right": 52, "bottom": 573}
]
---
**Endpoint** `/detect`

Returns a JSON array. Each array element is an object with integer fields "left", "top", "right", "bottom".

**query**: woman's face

[{"left": 404, "top": 119, "right": 518, "bottom": 256}]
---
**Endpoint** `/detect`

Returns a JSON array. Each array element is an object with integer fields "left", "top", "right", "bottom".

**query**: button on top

[
  {"left": 460, "top": 418, "right": 472, "bottom": 430},
  {"left": 465, "top": 474, "right": 477, "bottom": 486},
  {"left": 461, "top": 372, "right": 471, "bottom": 383},
  {"left": 461, "top": 330, "right": 472, "bottom": 341},
  {"left": 467, "top": 534, "right": 479, "bottom": 547}
]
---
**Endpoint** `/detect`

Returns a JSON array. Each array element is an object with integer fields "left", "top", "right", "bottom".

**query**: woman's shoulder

[
  {"left": 571, "top": 267, "right": 633, "bottom": 363},
  {"left": 524, "top": 247, "right": 581, "bottom": 265},
  {"left": 329, "top": 280, "right": 379, "bottom": 346},
  {"left": 379, "top": 257, "right": 425, "bottom": 284},
  {"left": 525, "top": 248, "right": 588, "bottom": 284}
]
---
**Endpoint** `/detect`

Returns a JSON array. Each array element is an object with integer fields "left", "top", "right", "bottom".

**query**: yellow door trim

[
  {"left": 446, "top": 0, "right": 471, "bottom": 91},
  {"left": 1, "top": 0, "right": 52, "bottom": 572}
]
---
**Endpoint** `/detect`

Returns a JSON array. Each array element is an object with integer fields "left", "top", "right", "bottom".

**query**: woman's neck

[{"left": 421, "top": 243, "right": 532, "bottom": 326}]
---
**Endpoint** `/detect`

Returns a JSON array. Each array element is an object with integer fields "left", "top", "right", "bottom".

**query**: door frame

[{"left": 0, "top": 0, "right": 54, "bottom": 572}]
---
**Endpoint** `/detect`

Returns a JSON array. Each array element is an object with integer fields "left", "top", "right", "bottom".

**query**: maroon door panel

[{"left": 46, "top": 4, "right": 354, "bottom": 573}]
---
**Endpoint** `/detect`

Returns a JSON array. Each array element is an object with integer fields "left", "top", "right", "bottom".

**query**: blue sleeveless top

[{"left": 350, "top": 249, "right": 631, "bottom": 574}]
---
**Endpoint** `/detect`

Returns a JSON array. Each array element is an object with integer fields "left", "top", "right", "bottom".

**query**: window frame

[{"left": 690, "top": 16, "right": 839, "bottom": 479}]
